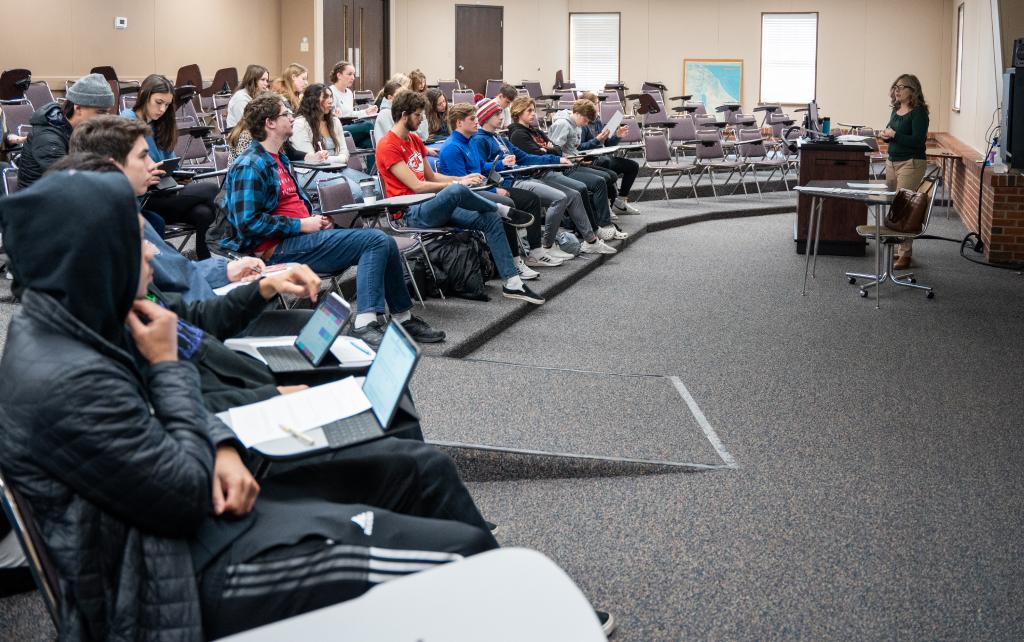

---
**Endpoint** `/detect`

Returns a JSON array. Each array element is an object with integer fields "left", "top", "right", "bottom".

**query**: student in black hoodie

[{"left": 0, "top": 169, "right": 497, "bottom": 640}]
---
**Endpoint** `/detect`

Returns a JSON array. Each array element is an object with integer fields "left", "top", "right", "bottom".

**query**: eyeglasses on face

[{"left": 892, "top": 84, "right": 910, "bottom": 91}]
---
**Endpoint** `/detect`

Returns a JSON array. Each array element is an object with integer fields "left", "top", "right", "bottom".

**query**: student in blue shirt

[
  {"left": 122, "top": 74, "right": 218, "bottom": 258},
  {"left": 438, "top": 102, "right": 551, "bottom": 275}
]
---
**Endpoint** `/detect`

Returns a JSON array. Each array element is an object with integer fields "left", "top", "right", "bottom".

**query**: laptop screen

[
  {"left": 362, "top": 322, "right": 421, "bottom": 427},
  {"left": 294, "top": 293, "right": 351, "bottom": 366}
]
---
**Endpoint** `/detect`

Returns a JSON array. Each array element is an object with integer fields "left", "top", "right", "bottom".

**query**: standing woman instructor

[{"left": 879, "top": 74, "right": 929, "bottom": 270}]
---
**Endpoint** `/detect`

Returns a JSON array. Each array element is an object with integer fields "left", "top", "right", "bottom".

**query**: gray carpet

[{"left": 4, "top": 203, "right": 1024, "bottom": 640}]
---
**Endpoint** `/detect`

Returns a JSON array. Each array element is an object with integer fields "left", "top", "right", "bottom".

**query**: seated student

[
  {"left": 548, "top": 99, "right": 629, "bottom": 237},
  {"left": 507, "top": 97, "right": 624, "bottom": 243},
  {"left": 425, "top": 88, "right": 450, "bottom": 139},
  {"left": 471, "top": 99, "right": 616, "bottom": 256},
  {"left": 495, "top": 83, "right": 518, "bottom": 128},
  {"left": 291, "top": 83, "right": 374, "bottom": 200},
  {"left": 408, "top": 68, "right": 428, "bottom": 94},
  {"left": 0, "top": 170, "right": 498, "bottom": 640},
  {"left": 439, "top": 101, "right": 554, "bottom": 275},
  {"left": 271, "top": 62, "right": 309, "bottom": 112},
  {"left": 375, "top": 85, "right": 431, "bottom": 148},
  {"left": 578, "top": 91, "right": 642, "bottom": 215},
  {"left": 122, "top": 75, "right": 219, "bottom": 258},
  {"left": 226, "top": 64, "right": 270, "bottom": 129},
  {"left": 375, "top": 72, "right": 410, "bottom": 109},
  {"left": 219, "top": 95, "right": 443, "bottom": 347},
  {"left": 376, "top": 90, "right": 545, "bottom": 304},
  {"left": 328, "top": 60, "right": 378, "bottom": 150},
  {"left": 227, "top": 92, "right": 331, "bottom": 164},
  {"left": 15, "top": 73, "right": 115, "bottom": 190}
]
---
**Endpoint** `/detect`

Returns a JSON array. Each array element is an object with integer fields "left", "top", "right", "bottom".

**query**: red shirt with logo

[
  {"left": 253, "top": 152, "right": 309, "bottom": 256},
  {"left": 376, "top": 131, "right": 427, "bottom": 198}
]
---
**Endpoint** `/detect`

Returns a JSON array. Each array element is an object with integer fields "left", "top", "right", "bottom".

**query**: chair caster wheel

[
  {"left": 926, "top": 291, "right": 934, "bottom": 299},
  {"left": 910, "top": 278, "right": 917, "bottom": 284},
  {"left": 859, "top": 290, "right": 868, "bottom": 298},
  {"left": 848, "top": 277, "right": 856, "bottom": 284}
]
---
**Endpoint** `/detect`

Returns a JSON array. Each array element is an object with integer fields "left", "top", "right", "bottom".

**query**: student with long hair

[
  {"left": 408, "top": 69, "right": 427, "bottom": 94},
  {"left": 271, "top": 63, "right": 309, "bottom": 112},
  {"left": 375, "top": 72, "right": 410, "bottom": 108},
  {"left": 328, "top": 60, "right": 378, "bottom": 149},
  {"left": 292, "top": 83, "right": 373, "bottom": 200},
  {"left": 879, "top": 73, "right": 930, "bottom": 270},
  {"left": 425, "top": 88, "right": 450, "bottom": 139},
  {"left": 122, "top": 73, "right": 218, "bottom": 258},
  {"left": 226, "top": 64, "right": 270, "bottom": 128}
]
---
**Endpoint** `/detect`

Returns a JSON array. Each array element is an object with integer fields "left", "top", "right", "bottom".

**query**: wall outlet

[
  {"left": 114, "top": 16, "right": 127, "bottom": 29},
  {"left": 300, "top": 36, "right": 309, "bottom": 53}
]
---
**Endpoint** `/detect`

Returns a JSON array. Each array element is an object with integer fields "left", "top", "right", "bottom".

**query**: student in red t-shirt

[
  {"left": 375, "top": 91, "right": 545, "bottom": 305},
  {"left": 220, "top": 95, "right": 444, "bottom": 347}
]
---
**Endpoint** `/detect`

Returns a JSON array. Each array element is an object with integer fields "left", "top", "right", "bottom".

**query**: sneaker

[
  {"left": 401, "top": 315, "right": 446, "bottom": 343},
  {"left": 581, "top": 239, "right": 617, "bottom": 255},
  {"left": 502, "top": 282, "right": 545, "bottom": 304},
  {"left": 351, "top": 320, "right": 386, "bottom": 350},
  {"left": 613, "top": 198, "right": 641, "bottom": 214},
  {"left": 514, "top": 256, "right": 540, "bottom": 280},
  {"left": 612, "top": 228, "right": 629, "bottom": 240},
  {"left": 485, "top": 520, "right": 499, "bottom": 536},
  {"left": 597, "top": 225, "right": 617, "bottom": 241},
  {"left": 500, "top": 207, "right": 534, "bottom": 228},
  {"left": 596, "top": 610, "right": 617, "bottom": 637},
  {"left": 545, "top": 245, "right": 575, "bottom": 261},
  {"left": 609, "top": 210, "right": 620, "bottom": 221},
  {"left": 525, "top": 248, "right": 564, "bottom": 267}
]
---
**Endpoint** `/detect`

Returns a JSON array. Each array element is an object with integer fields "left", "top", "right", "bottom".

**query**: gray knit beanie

[{"left": 66, "top": 73, "right": 116, "bottom": 108}]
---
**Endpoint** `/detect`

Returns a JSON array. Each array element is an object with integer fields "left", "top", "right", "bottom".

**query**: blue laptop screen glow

[
  {"left": 294, "top": 295, "right": 348, "bottom": 364},
  {"left": 363, "top": 324, "right": 418, "bottom": 427}
]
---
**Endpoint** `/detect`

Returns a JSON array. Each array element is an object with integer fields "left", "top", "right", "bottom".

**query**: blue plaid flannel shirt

[{"left": 218, "top": 141, "right": 312, "bottom": 252}]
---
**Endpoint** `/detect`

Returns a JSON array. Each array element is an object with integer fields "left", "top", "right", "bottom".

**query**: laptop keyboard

[
  {"left": 257, "top": 345, "right": 313, "bottom": 372},
  {"left": 321, "top": 412, "right": 383, "bottom": 447}
]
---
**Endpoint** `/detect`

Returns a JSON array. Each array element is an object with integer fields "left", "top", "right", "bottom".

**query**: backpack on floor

[{"left": 425, "top": 232, "right": 493, "bottom": 301}]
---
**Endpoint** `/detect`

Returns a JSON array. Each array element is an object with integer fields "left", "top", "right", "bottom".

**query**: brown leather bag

[{"left": 884, "top": 188, "right": 928, "bottom": 234}]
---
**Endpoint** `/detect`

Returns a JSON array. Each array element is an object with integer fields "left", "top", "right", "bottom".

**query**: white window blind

[
  {"left": 760, "top": 13, "right": 818, "bottom": 104},
  {"left": 569, "top": 13, "right": 619, "bottom": 92}
]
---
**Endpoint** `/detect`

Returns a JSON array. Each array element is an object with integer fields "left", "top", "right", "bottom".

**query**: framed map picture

[{"left": 683, "top": 59, "right": 743, "bottom": 107}]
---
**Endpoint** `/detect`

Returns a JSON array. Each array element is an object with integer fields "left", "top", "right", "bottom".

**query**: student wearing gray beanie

[{"left": 15, "top": 73, "right": 116, "bottom": 190}]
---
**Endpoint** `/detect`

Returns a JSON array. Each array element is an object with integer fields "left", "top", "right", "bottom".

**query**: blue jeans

[
  {"left": 268, "top": 228, "right": 412, "bottom": 315},
  {"left": 403, "top": 183, "right": 517, "bottom": 280}
]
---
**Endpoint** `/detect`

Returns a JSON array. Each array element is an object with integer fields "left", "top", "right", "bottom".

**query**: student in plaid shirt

[{"left": 219, "top": 95, "right": 443, "bottom": 348}]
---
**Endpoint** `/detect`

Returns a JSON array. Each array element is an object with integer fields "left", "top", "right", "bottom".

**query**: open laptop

[
  {"left": 155, "top": 157, "right": 182, "bottom": 190},
  {"left": 253, "top": 321, "right": 422, "bottom": 458},
  {"left": 225, "top": 292, "right": 370, "bottom": 372}
]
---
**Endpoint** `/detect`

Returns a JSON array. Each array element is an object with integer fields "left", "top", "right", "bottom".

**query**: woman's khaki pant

[{"left": 884, "top": 158, "right": 928, "bottom": 257}]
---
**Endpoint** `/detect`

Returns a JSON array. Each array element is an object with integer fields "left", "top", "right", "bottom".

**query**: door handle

[{"left": 458, "top": 65, "right": 465, "bottom": 71}]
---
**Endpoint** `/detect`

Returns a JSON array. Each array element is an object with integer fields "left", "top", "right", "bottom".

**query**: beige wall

[
  {"left": 280, "top": 0, "right": 318, "bottom": 81},
  {"left": 1, "top": 0, "right": 282, "bottom": 86},
  {"left": 947, "top": 0, "right": 1005, "bottom": 155},
  {"left": 390, "top": 0, "right": 568, "bottom": 90}
]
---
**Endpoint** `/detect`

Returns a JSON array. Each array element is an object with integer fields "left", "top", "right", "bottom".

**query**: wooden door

[
  {"left": 454, "top": 5, "right": 503, "bottom": 95},
  {"left": 324, "top": 0, "right": 389, "bottom": 92}
]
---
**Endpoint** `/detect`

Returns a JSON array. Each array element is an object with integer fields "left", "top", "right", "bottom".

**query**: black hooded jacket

[
  {"left": 16, "top": 102, "right": 72, "bottom": 190},
  {"left": 0, "top": 171, "right": 239, "bottom": 641}
]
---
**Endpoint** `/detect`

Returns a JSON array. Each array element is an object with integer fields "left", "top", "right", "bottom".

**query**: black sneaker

[
  {"left": 501, "top": 282, "right": 545, "bottom": 305},
  {"left": 350, "top": 320, "right": 385, "bottom": 350},
  {"left": 500, "top": 207, "right": 534, "bottom": 228},
  {"left": 596, "top": 610, "right": 617, "bottom": 637},
  {"left": 401, "top": 315, "right": 446, "bottom": 343},
  {"left": 484, "top": 520, "right": 499, "bottom": 535}
]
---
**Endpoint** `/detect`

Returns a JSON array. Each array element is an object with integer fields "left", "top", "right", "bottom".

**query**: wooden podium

[{"left": 795, "top": 142, "right": 871, "bottom": 255}]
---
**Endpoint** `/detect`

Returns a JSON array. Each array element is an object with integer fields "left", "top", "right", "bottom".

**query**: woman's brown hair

[
  {"left": 239, "top": 64, "right": 269, "bottom": 98},
  {"left": 297, "top": 84, "right": 339, "bottom": 154},
  {"left": 272, "top": 63, "right": 308, "bottom": 110},
  {"left": 889, "top": 74, "right": 929, "bottom": 116},
  {"left": 134, "top": 74, "right": 177, "bottom": 152}
]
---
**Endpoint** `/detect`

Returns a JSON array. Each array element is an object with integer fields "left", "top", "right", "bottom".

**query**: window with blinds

[
  {"left": 569, "top": 13, "right": 620, "bottom": 93},
  {"left": 760, "top": 13, "right": 818, "bottom": 104}
]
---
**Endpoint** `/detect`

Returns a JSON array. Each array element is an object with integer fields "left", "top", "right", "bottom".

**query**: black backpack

[{"left": 423, "top": 231, "right": 495, "bottom": 301}]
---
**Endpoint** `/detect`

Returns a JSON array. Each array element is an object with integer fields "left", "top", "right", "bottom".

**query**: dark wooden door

[
  {"left": 454, "top": 5, "right": 503, "bottom": 95},
  {"left": 324, "top": 0, "right": 388, "bottom": 92}
]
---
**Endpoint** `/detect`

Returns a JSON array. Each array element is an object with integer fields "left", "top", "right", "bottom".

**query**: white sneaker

[
  {"left": 609, "top": 210, "right": 620, "bottom": 221},
  {"left": 612, "top": 228, "right": 629, "bottom": 240},
  {"left": 581, "top": 239, "right": 617, "bottom": 254},
  {"left": 597, "top": 225, "right": 616, "bottom": 241},
  {"left": 514, "top": 256, "right": 540, "bottom": 279},
  {"left": 545, "top": 245, "right": 575, "bottom": 261},
  {"left": 613, "top": 198, "right": 641, "bottom": 214},
  {"left": 525, "top": 248, "right": 564, "bottom": 267}
]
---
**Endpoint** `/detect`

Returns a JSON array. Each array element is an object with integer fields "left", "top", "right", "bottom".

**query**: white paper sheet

[{"left": 224, "top": 377, "right": 372, "bottom": 447}]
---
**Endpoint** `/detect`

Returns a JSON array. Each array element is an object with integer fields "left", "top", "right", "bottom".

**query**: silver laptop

[{"left": 254, "top": 321, "right": 422, "bottom": 459}]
